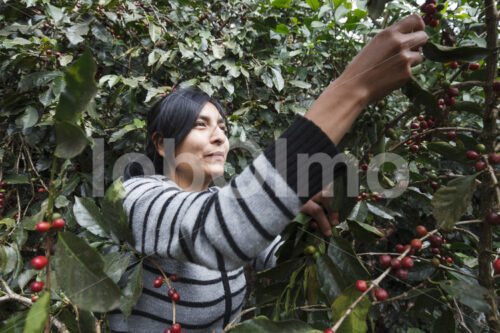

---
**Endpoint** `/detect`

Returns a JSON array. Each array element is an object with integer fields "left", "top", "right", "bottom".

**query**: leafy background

[{"left": 0, "top": 0, "right": 499, "bottom": 332}]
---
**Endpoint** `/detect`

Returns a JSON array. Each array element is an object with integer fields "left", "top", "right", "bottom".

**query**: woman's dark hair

[{"left": 124, "top": 87, "right": 229, "bottom": 180}]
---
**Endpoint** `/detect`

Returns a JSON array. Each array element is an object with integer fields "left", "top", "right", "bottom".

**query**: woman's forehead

[{"left": 199, "top": 102, "right": 224, "bottom": 121}]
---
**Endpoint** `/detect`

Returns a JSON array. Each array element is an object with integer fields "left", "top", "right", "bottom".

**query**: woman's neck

[{"left": 168, "top": 170, "right": 210, "bottom": 191}]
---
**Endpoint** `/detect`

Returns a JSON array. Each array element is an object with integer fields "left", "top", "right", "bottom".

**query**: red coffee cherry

[
  {"left": 31, "top": 295, "right": 39, "bottom": 302},
  {"left": 395, "top": 244, "right": 404, "bottom": 253},
  {"left": 446, "top": 131, "right": 456, "bottom": 140},
  {"left": 411, "top": 238, "right": 422, "bottom": 251},
  {"left": 446, "top": 87, "right": 459, "bottom": 97},
  {"left": 444, "top": 96, "right": 455, "bottom": 106},
  {"left": 409, "top": 145, "right": 420, "bottom": 153},
  {"left": 432, "top": 247, "right": 440, "bottom": 254},
  {"left": 30, "top": 281, "right": 44, "bottom": 292},
  {"left": 449, "top": 61, "right": 458, "bottom": 69},
  {"left": 415, "top": 225, "right": 427, "bottom": 237},
  {"left": 36, "top": 222, "right": 51, "bottom": 232},
  {"left": 488, "top": 153, "right": 500, "bottom": 165},
  {"left": 38, "top": 188, "right": 45, "bottom": 193},
  {"left": 171, "top": 323, "right": 181, "bottom": 333},
  {"left": 30, "top": 256, "right": 48, "bottom": 270},
  {"left": 391, "top": 258, "right": 401, "bottom": 269},
  {"left": 468, "top": 62, "right": 479, "bottom": 70},
  {"left": 430, "top": 181, "right": 439, "bottom": 190},
  {"left": 153, "top": 279, "right": 162, "bottom": 288},
  {"left": 324, "top": 329, "right": 335, "bottom": 333},
  {"left": 395, "top": 268, "right": 408, "bottom": 280},
  {"left": 429, "top": 235, "right": 443, "bottom": 248},
  {"left": 51, "top": 218, "right": 66, "bottom": 229},
  {"left": 360, "top": 163, "right": 368, "bottom": 171},
  {"left": 446, "top": 257, "right": 453, "bottom": 264},
  {"left": 355, "top": 280, "right": 367, "bottom": 292},
  {"left": 375, "top": 288, "right": 388, "bottom": 301},
  {"left": 171, "top": 292, "right": 180, "bottom": 302},
  {"left": 493, "top": 81, "right": 500, "bottom": 92},
  {"left": 379, "top": 254, "right": 392, "bottom": 268},
  {"left": 466, "top": 150, "right": 479, "bottom": 160},
  {"left": 168, "top": 288, "right": 176, "bottom": 298},
  {"left": 401, "top": 257, "right": 414, "bottom": 269},
  {"left": 475, "top": 161, "right": 487, "bottom": 172},
  {"left": 485, "top": 212, "right": 500, "bottom": 226},
  {"left": 493, "top": 259, "right": 500, "bottom": 274},
  {"left": 170, "top": 273, "right": 179, "bottom": 282}
]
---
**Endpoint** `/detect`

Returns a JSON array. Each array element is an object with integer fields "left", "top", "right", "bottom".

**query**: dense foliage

[{"left": 0, "top": 0, "right": 499, "bottom": 332}]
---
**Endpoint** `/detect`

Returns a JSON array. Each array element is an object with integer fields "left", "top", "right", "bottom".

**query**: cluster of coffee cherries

[
  {"left": 152, "top": 274, "right": 187, "bottom": 333},
  {"left": 407, "top": 114, "right": 436, "bottom": 153},
  {"left": 304, "top": 245, "right": 321, "bottom": 260},
  {"left": 357, "top": 191, "right": 383, "bottom": 202},
  {"left": 0, "top": 181, "right": 6, "bottom": 210},
  {"left": 354, "top": 278, "right": 390, "bottom": 302},
  {"left": 354, "top": 227, "right": 431, "bottom": 302},
  {"left": 35, "top": 215, "right": 66, "bottom": 232},
  {"left": 30, "top": 215, "right": 66, "bottom": 301},
  {"left": 465, "top": 150, "right": 500, "bottom": 172},
  {"left": 438, "top": 86, "right": 460, "bottom": 109},
  {"left": 420, "top": 0, "right": 443, "bottom": 27}
]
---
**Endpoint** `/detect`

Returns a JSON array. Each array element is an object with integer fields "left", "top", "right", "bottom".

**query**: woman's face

[{"left": 158, "top": 102, "right": 229, "bottom": 188}]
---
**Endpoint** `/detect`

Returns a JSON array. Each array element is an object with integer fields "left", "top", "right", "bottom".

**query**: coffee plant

[{"left": 0, "top": 0, "right": 498, "bottom": 332}]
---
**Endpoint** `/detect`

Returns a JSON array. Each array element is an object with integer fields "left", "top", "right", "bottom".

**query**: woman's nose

[{"left": 211, "top": 125, "right": 226, "bottom": 144}]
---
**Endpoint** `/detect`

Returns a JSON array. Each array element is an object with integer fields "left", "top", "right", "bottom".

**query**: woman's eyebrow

[{"left": 198, "top": 115, "right": 225, "bottom": 124}]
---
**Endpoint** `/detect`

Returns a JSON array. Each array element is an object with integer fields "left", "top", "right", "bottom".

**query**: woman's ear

[{"left": 152, "top": 132, "right": 165, "bottom": 157}]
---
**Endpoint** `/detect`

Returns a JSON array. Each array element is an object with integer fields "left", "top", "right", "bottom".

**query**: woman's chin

[{"left": 206, "top": 168, "right": 225, "bottom": 180}]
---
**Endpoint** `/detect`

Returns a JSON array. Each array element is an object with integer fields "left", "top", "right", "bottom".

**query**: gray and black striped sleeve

[{"left": 122, "top": 115, "right": 340, "bottom": 271}]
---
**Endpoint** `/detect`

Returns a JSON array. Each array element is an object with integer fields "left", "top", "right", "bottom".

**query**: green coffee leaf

[
  {"left": 432, "top": 175, "right": 476, "bottom": 231},
  {"left": 52, "top": 232, "right": 122, "bottom": 312}
]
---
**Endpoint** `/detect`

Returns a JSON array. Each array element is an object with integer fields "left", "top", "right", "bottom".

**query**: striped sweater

[{"left": 107, "top": 115, "right": 340, "bottom": 333}]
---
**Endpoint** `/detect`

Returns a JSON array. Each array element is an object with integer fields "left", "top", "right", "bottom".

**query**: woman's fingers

[
  {"left": 329, "top": 212, "right": 339, "bottom": 227},
  {"left": 390, "top": 13, "right": 426, "bottom": 34},
  {"left": 401, "top": 30, "right": 429, "bottom": 52},
  {"left": 300, "top": 200, "right": 332, "bottom": 237}
]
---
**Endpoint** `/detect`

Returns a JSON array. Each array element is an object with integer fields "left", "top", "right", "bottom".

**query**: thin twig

[
  {"left": 432, "top": 80, "right": 486, "bottom": 96},
  {"left": 455, "top": 227, "right": 480, "bottom": 243},
  {"left": 453, "top": 297, "right": 474, "bottom": 333},
  {"left": 0, "top": 279, "right": 69, "bottom": 333},
  {"left": 147, "top": 258, "right": 176, "bottom": 323},
  {"left": 455, "top": 219, "right": 483, "bottom": 225},
  {"left": 388, "top": 126, "right": 482, "bottom": 152},
  {"left": 485, "top": 155, "right": 500, "bottom": 204}
]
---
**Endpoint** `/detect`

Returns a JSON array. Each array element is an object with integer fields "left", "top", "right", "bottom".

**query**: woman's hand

[
  {"left": 300, "top": 184, "right": 339, "bottom": 237},
  {"left": 335, "top": 13, "right": 429, "bottom": 103}
]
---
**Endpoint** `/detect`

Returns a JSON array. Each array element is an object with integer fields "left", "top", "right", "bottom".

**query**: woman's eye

[{"left": 195, "top": 122, "right": 205, "bottom": 127}]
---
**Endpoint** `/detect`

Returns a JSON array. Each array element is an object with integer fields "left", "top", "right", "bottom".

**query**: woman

[{"left": 108, "top": 14, "right": 427, "bottom": 333}]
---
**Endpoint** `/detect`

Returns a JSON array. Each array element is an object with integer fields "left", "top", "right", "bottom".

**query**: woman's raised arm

[{"left": 122, "top": 14, "right": 427, "bottom": 272}]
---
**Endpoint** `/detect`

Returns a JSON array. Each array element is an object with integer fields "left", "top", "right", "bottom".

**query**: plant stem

[
  {"left": 478, "top": 0, "right": 499, "bottom": 331},
  {"left": 44, "top": 156, "right": 57, "bottom": 333}
]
